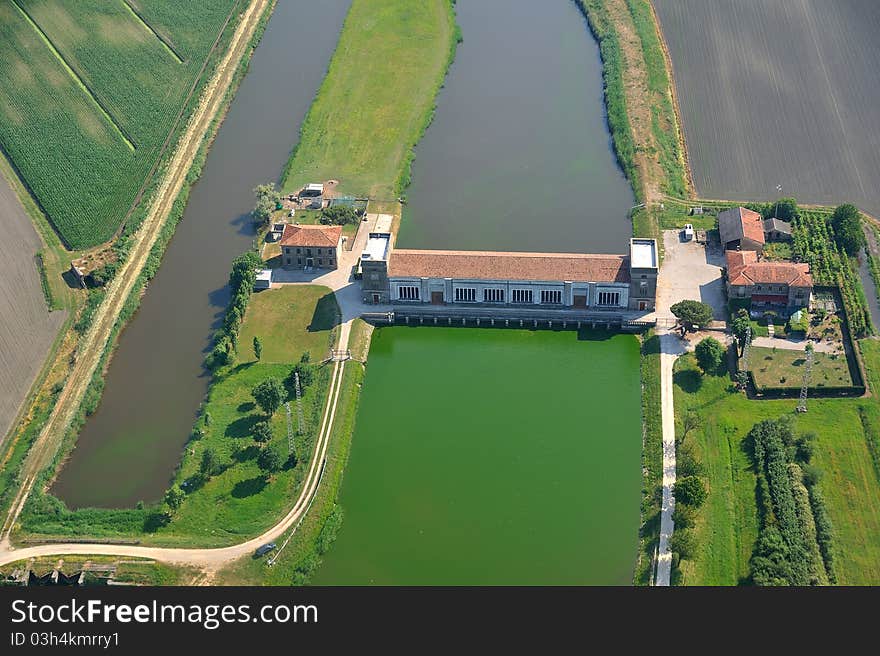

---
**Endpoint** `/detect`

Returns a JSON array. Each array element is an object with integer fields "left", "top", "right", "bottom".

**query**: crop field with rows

[
  {"left": 0, "top": 0, "right": 239, "bottom": 249},
  {"left": 654, "top": 0, "right": 880, "bottom": 218}
]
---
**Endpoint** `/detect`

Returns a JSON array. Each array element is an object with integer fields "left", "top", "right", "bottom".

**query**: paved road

[{"left": 655, "top": 332, "right": 684, "bottom": 586}]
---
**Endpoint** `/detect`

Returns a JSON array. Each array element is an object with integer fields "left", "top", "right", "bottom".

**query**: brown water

[
  {"left": 51, "top": 0, "right": 352, "bottom": 508},
  {"left": 399, "top": 0, "right": 634, "bottom": 253}
]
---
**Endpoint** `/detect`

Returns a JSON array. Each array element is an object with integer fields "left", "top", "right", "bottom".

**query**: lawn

[
  {"left": 673, "top": 349, "right": 880, "bottom": 585},
  {"left": 0, "top": 0, "right": 239, "bottom": 247},
  {"left": 746, "top": 346, "right": 853, "bottom": 390},
  {"left": 281, "top": 0, "right": 457, "bottom": 199},
  {"left": 238, "top": 285, "right": 340, "bottom": 365}
]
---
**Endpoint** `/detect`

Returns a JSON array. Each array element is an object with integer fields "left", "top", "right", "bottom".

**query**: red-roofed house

[
  {"left": 718, "top": 207, "right": 765, "bottom": 253},
  {"left": 726, "top": 250, "right": 812, "bottom": 312},
  {"left": 280, "top": 224, "right": 342, "bottom": 270}
]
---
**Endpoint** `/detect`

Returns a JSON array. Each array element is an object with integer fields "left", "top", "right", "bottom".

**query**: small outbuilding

[
  {"left": 301, "top": 183, "right": 324, "bottom": 197},
  {"left": 718, "top": 206, "right": 765, "bottom": 253},
  {"left": 763, "top": 217, "right": 793, "bottom": 241},
  {"left": 254, "top": 269, "right": 273, "bottom": 290}
]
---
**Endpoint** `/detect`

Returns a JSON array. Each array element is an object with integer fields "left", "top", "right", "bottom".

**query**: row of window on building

[
  {"left": 284, "top": 247, "right": 333, "bottom": 255},
  {"left": 285, "top": 257, "right": 335, "bottom": 267},
  {"left": 398, "top": 286, "right": 621, "bottom": 305}
]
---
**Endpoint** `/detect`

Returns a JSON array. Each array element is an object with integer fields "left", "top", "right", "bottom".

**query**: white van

[{"left": 683, "top": 223, "right": 694, "bottom": 241}]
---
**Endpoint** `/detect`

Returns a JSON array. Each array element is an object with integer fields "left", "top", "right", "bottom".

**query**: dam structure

[{"left": 358, "top": 226, "right": 658, "bottom": 330}]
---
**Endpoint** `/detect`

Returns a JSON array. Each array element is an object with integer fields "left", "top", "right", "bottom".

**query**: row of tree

[
  {"left": 748, "top": 417, "right": 835, "bottom": 585},
  {"left": 206, "top": 251, "right": 262, "bottom": 369}
]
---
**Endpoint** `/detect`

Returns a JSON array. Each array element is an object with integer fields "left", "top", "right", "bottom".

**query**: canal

[
  {"left": 314, "top": 328, "right": 643, "bottom": 585},
  {"left": 398, "top": 0, "right": 634, "bottom": 254},
  {"left": 51, "top": 0, "right": 352, "bottom": 508}
]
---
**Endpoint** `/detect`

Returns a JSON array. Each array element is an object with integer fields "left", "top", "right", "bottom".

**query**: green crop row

[{"left": 0, "top": 0, "right": 238, "bottom": 248}]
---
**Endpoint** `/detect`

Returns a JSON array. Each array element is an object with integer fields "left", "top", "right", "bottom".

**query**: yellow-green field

[{"left": 282, "top": 0, "right": 457, "bottom": 199}]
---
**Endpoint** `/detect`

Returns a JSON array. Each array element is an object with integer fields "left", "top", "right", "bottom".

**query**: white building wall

[{"left": 389, "top": 277, "right": 629, "bottom": 308}]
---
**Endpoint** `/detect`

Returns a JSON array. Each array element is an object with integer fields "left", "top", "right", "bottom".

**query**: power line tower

[
  {"left": 293, "top": 371, "right": 306, "bottom": 435},
  {"left": 796, "top": 344, "right": 815, "bottom": 413},
  {"left": 737, "top": 325, "right": 752, "bottom": 390}
]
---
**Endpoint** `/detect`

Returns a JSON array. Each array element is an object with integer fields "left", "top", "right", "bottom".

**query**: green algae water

[{"left": 313, "top": 327, "right": 643, "bottom": 585}]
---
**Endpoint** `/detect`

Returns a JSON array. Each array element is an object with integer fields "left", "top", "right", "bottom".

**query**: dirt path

[{"left": 0, "top": 0, "right": 269, "bottom": 544}]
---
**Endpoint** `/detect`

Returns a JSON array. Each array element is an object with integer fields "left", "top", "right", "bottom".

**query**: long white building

[{"left": 361, "top": 236, "right": 658, "bottom": 312}]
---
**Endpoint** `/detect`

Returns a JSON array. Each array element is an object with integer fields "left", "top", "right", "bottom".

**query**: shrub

[
  {"left": 258, "top": 444, "right": 284, "bottom": 478},
  {"left": 252, "top": 421, "right": 272, "bottom": 445},
  {"left": 695, "top": 337, "right": 725, "bottom": 374},
  {"left": 669, "top": 529, "right": 698, "bottom": 560},
  {"left": 320, "top": 206, "right": 358, "bottom": 225},
  {"left": 674, "top": 476, "right": 707, "bottom": 508},
  {"left": 252, "top": 378, "right": 285, "bottom": 416}
]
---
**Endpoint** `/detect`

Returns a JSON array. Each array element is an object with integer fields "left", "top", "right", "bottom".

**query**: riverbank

[
  {"left": 1, "top": 0, "right": 276, "bottom": 538},
  {"left": 575, "top": 0, "right": 690, "bottom": 244}
]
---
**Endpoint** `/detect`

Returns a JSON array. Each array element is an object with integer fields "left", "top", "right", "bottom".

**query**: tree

[
  {"left": 252, "top": 183, "right": 280, "bottom": 225},
  {"left": 671, "top": 300, "right": 713, "bottom": 331},
  {"left": 252, "top": 377, "right": 284, "bottom": 416},
  {"left": 695, "top": 337, "right": 725, "bottom": 374},
  {"left": 229, "top": 251, "right": 262, "bottom": 290},
  {"left": 199, "top": 447, "right": 219, "bottom": 479},
  {"left": 253, "top": 336, "right": 263, "bottom": 361},
  {"left": 680, "top": 410, "right": 702, "bottom": 443},
  {"left": 769, "top": 197, "right": 798, "bottom": 222},
  {"left": 320, "top": 206, "right": 359, "bottom": 225},
  {"left": 674, "top": 475, "right": 707, "bottom": 508},
  {"left": 731, "top": 309, "right": 751, "bottom": 356},
  {"left": 258, "top": 444, "right": 284, "bottom": 478},
  {"left": 672, "top": 504, "right": 697, "bottom": 530},
  {"left": 164, "top": 485, "right": 186, "bottom": 512},
  {"left": 830, "top": 203, "right": 865, "bottom": 256},
  {"left": 252, "top": 420, "right": 272, "bottom": 445},
  {"left": 669, "top": 529, "right": 698, "bottom": 560}
]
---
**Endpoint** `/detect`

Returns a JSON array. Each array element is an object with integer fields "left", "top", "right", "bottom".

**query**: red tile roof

[
  {"left": 388, "top": 249, "right": 630, "bottom": 283},
  {"left": 718, "top": 207, "right": 766, "bottom": 246},
  {"left": 726, "top": 251, "right": 812, "bottom": 287},
  {"left": 280, "top": 224, "right": 342, "bottom": 248}
]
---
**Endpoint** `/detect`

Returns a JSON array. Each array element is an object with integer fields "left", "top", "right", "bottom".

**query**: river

[
  {"left": 51, "top": 0, "right": 352, "bottom": 508},
  {"left": 398, "top": 0, "right": 634, "bottom": 254}
]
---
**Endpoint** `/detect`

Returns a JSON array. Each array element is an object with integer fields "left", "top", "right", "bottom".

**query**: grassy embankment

[
  {"left": 575, "top": 0, "right": 689, "bottom": 245},
  {"left": 632, "top": 331, "right": 663, "bottom": 585},
  {"left": 18, "top": 285, "right": 339, "bottom": 547},
  {"left": 672, "top": 349, "right": 880, "bottom": 585},
  {"left": 281, "top": 0, "right": 458, "bottom": 200},
  {"left": 4, "top": 2, "right": 276, "bottom": 533}
]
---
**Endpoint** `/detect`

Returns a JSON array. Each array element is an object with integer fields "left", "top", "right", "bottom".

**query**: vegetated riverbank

[
  {"left": 575, "top": 0, "right": 690, "bottom": 243},
  {"left": 5, "top": 1, "right": 278, "bottom": 539},
  {"left": 281, "top": 0, "right": 458, "bottom": 199}
]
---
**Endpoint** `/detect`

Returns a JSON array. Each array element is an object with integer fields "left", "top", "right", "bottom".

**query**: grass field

[
  {"left": 747, "top": 346, "right": 853, "bottom": 390},
  {"left": 238, "top": 285, "right": 340, "bottom": 365},
  {"left": 0, "top": 0, "right": 239, "bottom": 248},
  {"left": 17, "top": 286, "right": 339, "bottom": 548},
  {"left": 673, "top": 348, "right": 880, "bottom": 585},
  {"left": 281, "top": 0, "right": 456, "bottom": 199}
]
